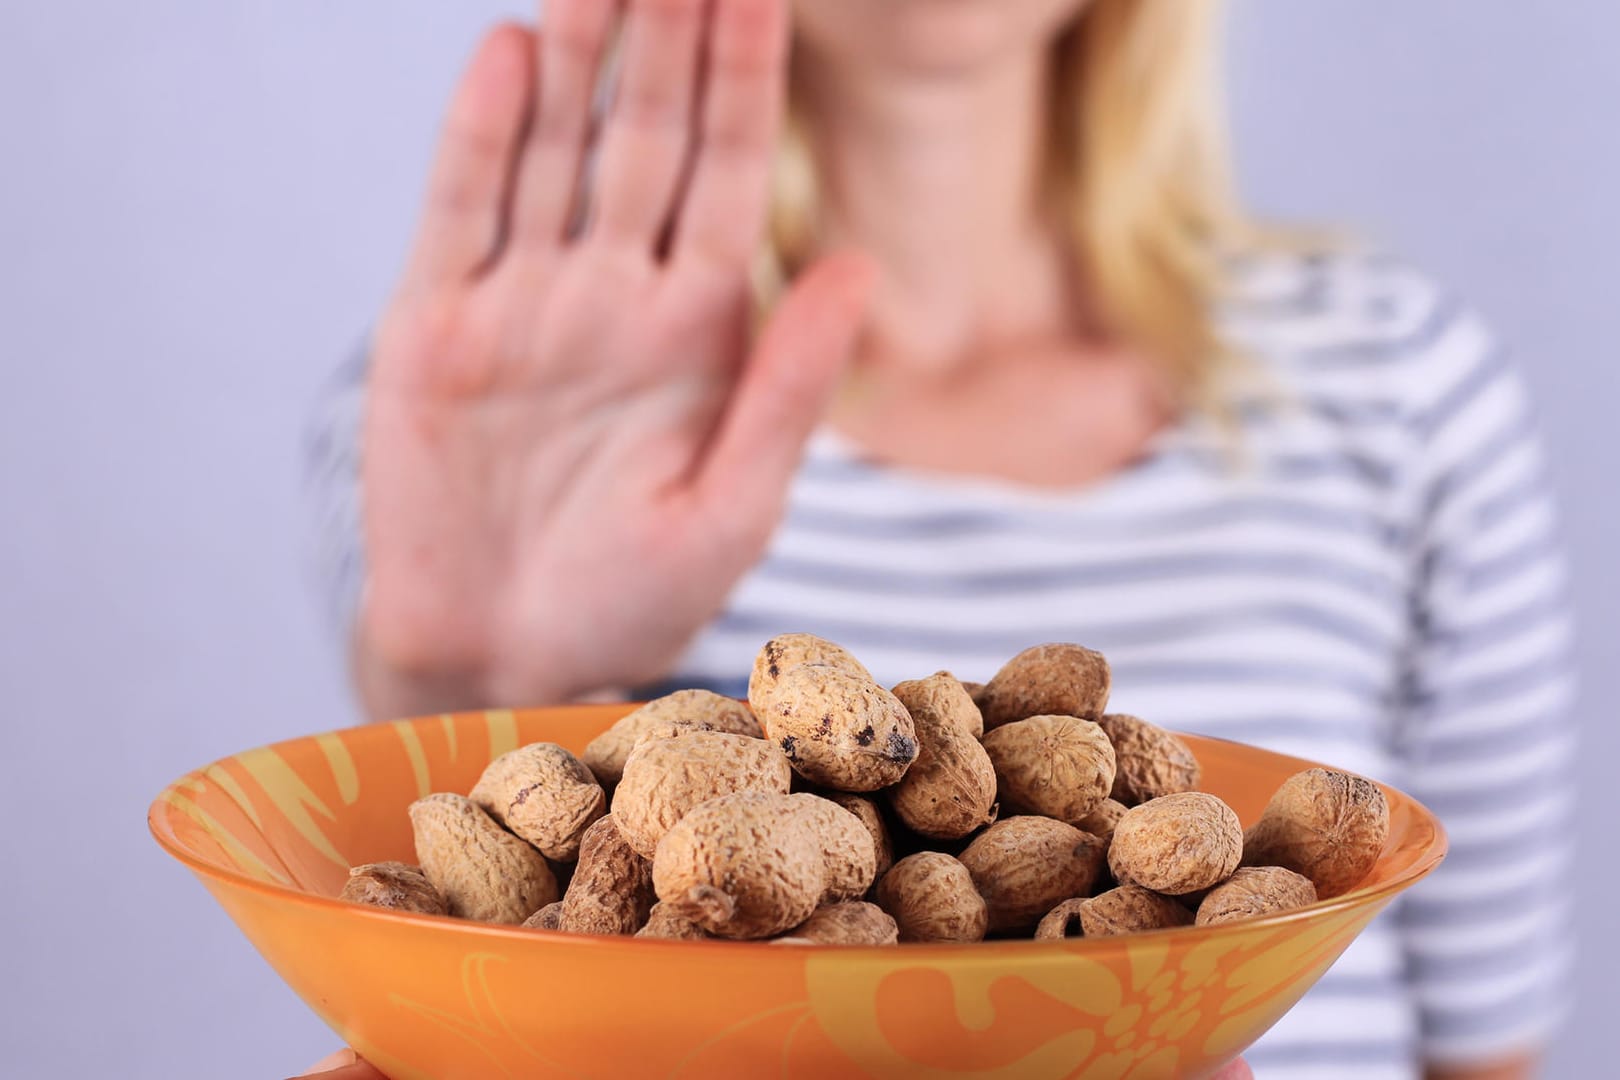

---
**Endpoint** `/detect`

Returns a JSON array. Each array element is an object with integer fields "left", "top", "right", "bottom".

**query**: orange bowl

[{"left": 149, "top": 706, "right": 1444, "bottom": 1080}]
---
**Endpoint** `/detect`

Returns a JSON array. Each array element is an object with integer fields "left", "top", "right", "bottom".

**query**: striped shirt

[{"left": 307, "top": 251, "right": 1575, "bottom": 1078}]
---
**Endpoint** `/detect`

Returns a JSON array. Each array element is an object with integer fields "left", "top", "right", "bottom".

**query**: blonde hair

[{"left": 767, "top": 0, "right": 1254, "bottom": 414}]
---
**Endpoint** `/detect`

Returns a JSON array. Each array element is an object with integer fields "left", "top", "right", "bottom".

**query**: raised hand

[{"left": 357, "top": 0, "right": 870, "bottom": 715}]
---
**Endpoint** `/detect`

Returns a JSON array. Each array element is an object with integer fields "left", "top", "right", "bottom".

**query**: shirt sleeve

[
  {"left": 1395, "top": 309, "right": 1578, "bottom": 1066},
  {"left": 302, "top": 342, "right": 371, "bottom": 636}
]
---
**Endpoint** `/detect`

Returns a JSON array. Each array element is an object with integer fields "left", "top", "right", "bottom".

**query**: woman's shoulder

[{"left": 1220, "top": 246, "right": 1507, "bottom": 425}]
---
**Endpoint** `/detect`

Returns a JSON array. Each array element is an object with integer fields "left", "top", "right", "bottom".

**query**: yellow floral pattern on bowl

[{"left": 150, "top": 706, "right": 1444, "bottom": 1080}]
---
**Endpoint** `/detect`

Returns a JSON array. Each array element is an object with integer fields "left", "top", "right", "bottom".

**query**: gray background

[{"left": 0, "top": 1, "right": 1613, "bottom": 1076}]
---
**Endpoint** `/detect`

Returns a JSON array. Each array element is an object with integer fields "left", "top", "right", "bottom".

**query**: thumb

[
  {"left": 289, "top": 1048, "right": 391, "bottom": 1080},
  {"left": 697, "top": 252, "right": 874, "bottom": 518}
]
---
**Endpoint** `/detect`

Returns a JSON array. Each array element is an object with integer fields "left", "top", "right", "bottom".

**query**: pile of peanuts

[{"left": 341, "top": 636, "right": 1390, "bottom": 945}]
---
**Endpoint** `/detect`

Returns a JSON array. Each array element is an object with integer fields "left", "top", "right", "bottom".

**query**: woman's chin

[{"left": 793, "top": 0, "right": 1090, "bottom": 78}]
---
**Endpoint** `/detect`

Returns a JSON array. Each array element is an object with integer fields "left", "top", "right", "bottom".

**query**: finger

[
  {"left": 588, "top": 0, "right": 708, "bottom": 249},
  {"left": 672, "top": 0, "right": 788, "bottom": 267},
  {"left": 509, "top": 0, "right": 619, "bottom": 250},
  {"left": 698, "top": 253, "right": 873, "bottom": 517},
  {"left": 289, "top": 1047, "right": 391, "bottom": 1079},
  {"left": 1210, "top": 1058, "right": 1254, "bottom": 1080},
  {"left": 287, "top": 1064, "right": 388, "bottom": 1080},
  {"left": 401, "top": 24, "right": 535, "bottom": 293}
]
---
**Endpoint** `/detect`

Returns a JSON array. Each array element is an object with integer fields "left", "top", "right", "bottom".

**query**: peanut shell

[
  {"left": 980, "top": 643, "right": 1110, "bottom": 730},
  {"left": 1033, "top": 898, "right": 1090, "bottom": 940},
  {"left": 557, "top": 815, "right": 656, "bottom": 936},
  {"left": 612, "top": 730, "right": 793, "bottom": 857},
  {"left": 1242, "top": 768, "right": 1389, "bottom": 898},
  {"left": 652, "top": 792, "right": 832, "bottom": 939},
  {"left": 1076, "top": 798, "right": 1128, "bottom": 844},
  {"left": 748, "top": 634, "right": 873, "bottom": 714},
  {"left": 339, "top": 862, "right": 446, "bottom": 916},
  {"left": 958, "top": 680, "right": 990, "bottom": 737},
  {"left": 470, "top": 743, "right": 605, "bottom": 862},
  {"left": 792, "top": 793, "right": 879, "bottom": 900},
  {"left": 763, "top": 666, "right": 919, "bottom": 792},
  {"left": 1108, "top": 792, "right": 1243, "bottom": 896},
  {"left": 523, "top": 901, "right": 564, "bottom": 930},
  {"left": 1095, "top": 714, "right": 1201, "bottom": 806},
  {"left": 876, "top": 852, "right": 988, "bottom": 943},
  {"left": 957, "top": 817, "right": 1108, "bottom": 932},
  {"left": 826, "top": 793, "right": 894, "bottom": 881},
  {"left": 409, "top": 793, "right": 559, "bottom": 924},
  {"left": 981, "top": 714, "right": 1115, "bottom": 824},
  {"left": 888, "top": 673, "right": 998, "bottom": 838},
  {"left": 636, "top": 902, "right": 711, "bottom": 940},
  {"left": 582, "top": 691, "right": 761, "bottom": 788},
  {"left": 1196, "top": 866, "right": 1318, "bottom": 926},
  {"left": 1078, "top": 886, "right": 1195, "bottom": 936},
  {"left": 772, "top": 902, "right": 899, "bottom": 946}
]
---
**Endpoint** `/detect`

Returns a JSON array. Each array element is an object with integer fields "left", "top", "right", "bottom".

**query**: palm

[{"left": 360, "top": 0, "right": 869, "bottom": 707}]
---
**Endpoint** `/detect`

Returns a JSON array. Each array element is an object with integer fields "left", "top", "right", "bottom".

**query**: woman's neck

[{"left": 797, "top": 45, "right": 1084, "bottom": 371}]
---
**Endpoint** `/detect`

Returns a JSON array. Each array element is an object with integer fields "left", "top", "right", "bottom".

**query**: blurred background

[{"left": 1, "top": 1, "right": 1614, "bottom": 1076}]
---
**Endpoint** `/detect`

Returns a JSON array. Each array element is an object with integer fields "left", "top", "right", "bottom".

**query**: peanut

[
  {"left": 1075, "top": 798, "right": 1128, "bottom": 844},
  {"left": 747, "top": 633, "right": 873, "bottom": 715},
  {"left": 339, "top": 862, "right": 446, "bottom": 916},
  {"left": 522, "top": 901, "right": 564, "bottom": 930},
  {"left": 1242, "top": 768, "right": 1389, "bottom": 898},
  {"left": 612, "top": 730, "right": 792, "bottom": 857},
  {"left": 762, "top": 666, "right": 919, "bottom": 792},
  {"left": 635, "top": 902, "right": 711, "bottom": 940},
  {"left": 557, "top": 815, "right": 656, "bottom": 936},
  {"left": 1108, "top": 792, "right": 1242, "bottom": 896},
  {"left": 1074, "top": 886, "right": 1194, "bottom": 937},
  {"left": 652, "top": 792, "right": 876, "bottom": 939},
  {"left": 957, "top": 680, "right": 990, "bottom": 737},
  {"left": 409, "top": 793, "right": 559, "bottom": 924},
  {"left": 981, "top": 714, "right": 1115, "bottom": 824},
  {"left": 582, "top": 690, "right": 761, "bottom": 789},
  {"left": 888, "top": 673, "right": 998, "bottom": 839},
  {"left": 469, "top": 743, "right": 605, "bottom": 862},
  {"left": 792, "top": 793, "right": 880, "bottom": 900},
  {"left": 979, "top": 643, "right": 1110, "bottom": 730},
  {"left": 1196, "top": 866, "right": 1318, "bottom": 926},
  {"left": 1095, "top": 714, "right": 1201, "bottom": 806},
  {"left": 772, "top": 902, "right": 900, "bottom": 946},
  {"left": 826, "top": 793, "right": 894, "bottom": 881},
  {"left": 1033, "top": 897, "right": 1089, "bottom": 940},
  {"left": 958, "top": 817, "right": 1108, "bottom": 932},
  {"left": 875, "top": 852, "right": 988, "bottom": 944}
]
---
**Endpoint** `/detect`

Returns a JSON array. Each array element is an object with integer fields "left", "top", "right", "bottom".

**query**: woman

[{"left": 306, "top": 1, "right": 1574, "bottom": 1077}]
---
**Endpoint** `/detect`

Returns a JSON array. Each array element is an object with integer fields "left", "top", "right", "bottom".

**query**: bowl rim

[{"left": 148, "top": 710, "right": 1448, "bottom": 957}]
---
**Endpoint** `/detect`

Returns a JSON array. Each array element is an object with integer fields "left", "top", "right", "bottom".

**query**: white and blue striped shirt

[{"left": 308, "top": 250, "right": 1575, "bottom": 1078}]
